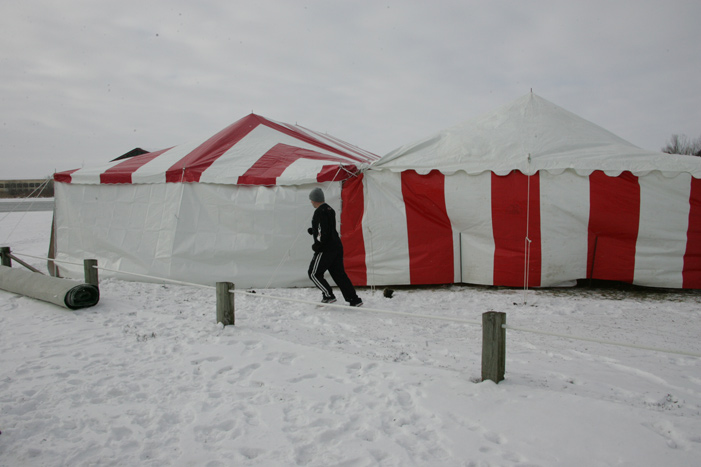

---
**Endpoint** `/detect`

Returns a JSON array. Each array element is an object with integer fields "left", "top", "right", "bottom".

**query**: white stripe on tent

[
  {"left": 540, "top": 171, "right": 590, "bottom": 286},
  {"left": 131, "top": 136, "right": 211, "bottom": 184},
  {"left": 634, "top": 172, "right": 691, "bottom": 288},
  {"left": 277, "top": 158, "right": 342, "bottom": 185},
  {"left": 445, "top": 172, "right": 495, "bottom": 285},
  {"left": 363, "top": 171, "right": 410, "bottom": 285},
  {"left": 67, "top": 159, "right": 125, "bottom": 185},
  {"left": 198, "top": 125, "right": 282, "bottom": 184}
]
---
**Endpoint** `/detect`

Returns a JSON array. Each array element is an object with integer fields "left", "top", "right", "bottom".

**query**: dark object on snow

[
  {"left": 383, "top": 288, "right": 394, "bottom": 298},
  {"left": 0, "top": 265, "right": 99, "bottom": 310}
]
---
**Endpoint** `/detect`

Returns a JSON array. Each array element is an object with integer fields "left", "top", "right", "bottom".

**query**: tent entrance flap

[{"left": 459, "top": 232, "right": 494, "bottom": 286}]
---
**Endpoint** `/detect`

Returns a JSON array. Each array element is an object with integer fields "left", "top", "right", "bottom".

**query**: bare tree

[{"left": 662, "top": 133, "right": 701, "bottom": 156}]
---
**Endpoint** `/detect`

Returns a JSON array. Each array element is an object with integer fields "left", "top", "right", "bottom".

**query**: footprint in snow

[{"left": 288, "top": 373, "right": 317, "bottom": 384}]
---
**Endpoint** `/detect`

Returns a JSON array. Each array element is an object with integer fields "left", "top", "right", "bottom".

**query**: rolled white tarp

[{"left": 0, "top": 265, "right": 99, "bottom": 310}]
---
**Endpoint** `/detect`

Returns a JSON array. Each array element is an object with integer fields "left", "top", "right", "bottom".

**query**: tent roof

[
  {"left": 373, "top": 93, "right": 701, "bottom": 178},
  {"left": 56, "top": 114, "right": 379, "bottom": 186}
]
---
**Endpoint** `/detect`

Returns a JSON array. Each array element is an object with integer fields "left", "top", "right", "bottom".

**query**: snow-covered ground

[{"left": 2, "top": 210, "right": 701, "bottom": 466}]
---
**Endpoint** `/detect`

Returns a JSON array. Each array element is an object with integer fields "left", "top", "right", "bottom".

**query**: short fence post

[
  {"left": 216, "top": 282, "right": 235, "bottom": 326},
  {"left": 482, "top": 311, "right": 506, "bottom": 383},
  {"left": 1, "top": 246, "right": 11, "bottom": 267},
  {"left": 84, "top": 259, "right": 99, "bottom": 286}
]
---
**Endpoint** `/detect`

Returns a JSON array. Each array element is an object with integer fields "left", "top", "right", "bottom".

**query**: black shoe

[
  {"left": 349, "top": 298, "right": 363, "bottom": 307},
  {"left": 321, "top": 296, "right": 337, "bottom": 304}
]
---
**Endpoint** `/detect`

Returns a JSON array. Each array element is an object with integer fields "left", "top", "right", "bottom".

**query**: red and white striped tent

[
  {"left": 53, "top": 114, "right": 378, "bottom": 287},
  {"left": 341, "top": 93, "right": 701, "bottom": 289}
]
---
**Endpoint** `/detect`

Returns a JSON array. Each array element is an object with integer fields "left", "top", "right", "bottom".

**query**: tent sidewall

[{"left": 54, "top": 181, "right": 343, "bottom": 288}]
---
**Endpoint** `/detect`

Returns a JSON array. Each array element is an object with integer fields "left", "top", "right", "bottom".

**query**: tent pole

[
  {"left": 523, "top": 154, "right": 532, "bottom": 304},
  {"left": 589, "top": 235, "right": 599, "bottom": 286}
]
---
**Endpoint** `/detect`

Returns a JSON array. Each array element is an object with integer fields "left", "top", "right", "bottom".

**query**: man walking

[{"left": 307, "top": 187, "right": 363, "bottom": 307}]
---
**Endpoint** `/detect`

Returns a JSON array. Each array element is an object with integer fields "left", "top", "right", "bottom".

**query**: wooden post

[
  {"left": 482, "top": 311, "right": 506, "bottom": 383},
  {"left": 0, "top": 247, "right": 11, "bottom": 267},
  {"left": 8, "top": 254, "right": 43, "bottom": 274},
  {"left": 216, "top": 282, "right": 235, "bottom": 326},
  {"left": 84, "top": 259, "right": 99, "bottom": 286}
]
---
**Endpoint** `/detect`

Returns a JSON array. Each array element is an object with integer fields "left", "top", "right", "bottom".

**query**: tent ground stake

[
  {"left": 216, "top": 282, "right": 235, "bottom": 326},
  {"left": 482, "top": 311, "right": 506, "bottom": 383}
]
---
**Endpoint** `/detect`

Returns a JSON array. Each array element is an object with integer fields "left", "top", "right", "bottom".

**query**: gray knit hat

[{"left": 309, "top": 187, "right": 325, "bottom": 203}]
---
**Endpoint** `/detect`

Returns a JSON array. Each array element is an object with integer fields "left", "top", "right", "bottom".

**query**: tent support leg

[{"left": 588, "top": 235, "right": 599, "bottom": 286}]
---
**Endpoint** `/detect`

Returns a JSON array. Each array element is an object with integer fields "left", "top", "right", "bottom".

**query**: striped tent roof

[{"left": 55, "top": 114, "right": 379, "bottom": 186}]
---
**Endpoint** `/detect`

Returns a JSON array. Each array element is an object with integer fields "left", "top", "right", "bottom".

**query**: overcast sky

[{"left": 1, "top": 0, "right": 699, "bottom": 179}]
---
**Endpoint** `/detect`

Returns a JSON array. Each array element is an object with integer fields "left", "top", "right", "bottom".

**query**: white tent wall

[
  {"left": 446, "top": 171, "right": 493, "bottom": 285},
  {"left": 538, "top": 170, "right": 590, "bottom": 286},
  {"left": 54, "top": 182, "right": 181, "bottom": 279},
  {"left": 54, "top": 181, "right": 342, "bottom": 288},
  {"left": 634, "top": 172, "right": 692, "bottom": 288},
  {"left": 361, "top": 171, "right": 411, "bottom": 285}
]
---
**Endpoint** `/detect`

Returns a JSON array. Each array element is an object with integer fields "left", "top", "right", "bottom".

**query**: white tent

[
  {"left": 52, "top": 114, "right": 378, "bottom": 288},
  {"left": 341, "top": 93, "right": 701, "bottom": 289}
]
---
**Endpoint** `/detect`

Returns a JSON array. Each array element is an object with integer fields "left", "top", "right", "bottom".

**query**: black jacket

[{"left": 311, "top": 203, "right": 342, "bottom": 252}]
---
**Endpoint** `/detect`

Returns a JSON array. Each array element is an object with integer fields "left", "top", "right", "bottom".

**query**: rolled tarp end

[{"left": 0, "top": 265, "right": 99, "bottom": 310}]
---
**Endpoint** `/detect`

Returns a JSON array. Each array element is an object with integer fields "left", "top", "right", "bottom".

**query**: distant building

[{"left": 0, "top": 179, "right": 54, "bottom": 198}]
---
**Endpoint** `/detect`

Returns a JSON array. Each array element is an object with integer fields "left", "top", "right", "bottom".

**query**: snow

[{"left": 2, "top": 211, "right": 701, "bottom": 466}]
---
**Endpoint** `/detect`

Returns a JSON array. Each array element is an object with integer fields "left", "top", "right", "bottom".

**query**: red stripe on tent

[
  {"left": 491, "top": 171, "right": 542, "bottom": 287},
  {"left": 100, "top": 148, "right": 170, "bottom": 184},
  {"left": 587, "top": 171, "right": 640, "bottom": 283},
  {"left": 401, "top": 170, "right": 454, "bottom": 284},
  {"left": 258, "top": 117, "right": 370, "bottom": 163},
  {"left": 166, "top": 115, "right": 261, "bottom": 183},
  {"left": 53, "top": 169, "right": 79, "bottom": 183},
  {"left": 683, "top": 177, "right": 701, "bottom": 288},
  {"left": 237, "top": 144, "right": 349, "bottom": 185},
  {"left": 341, "top": 174, "right": 367, "bottom": 286}
]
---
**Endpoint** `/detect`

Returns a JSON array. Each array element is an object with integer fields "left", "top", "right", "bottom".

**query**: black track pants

[{"left": 308, "top": 245, "right": 358, "bottom": 303}]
